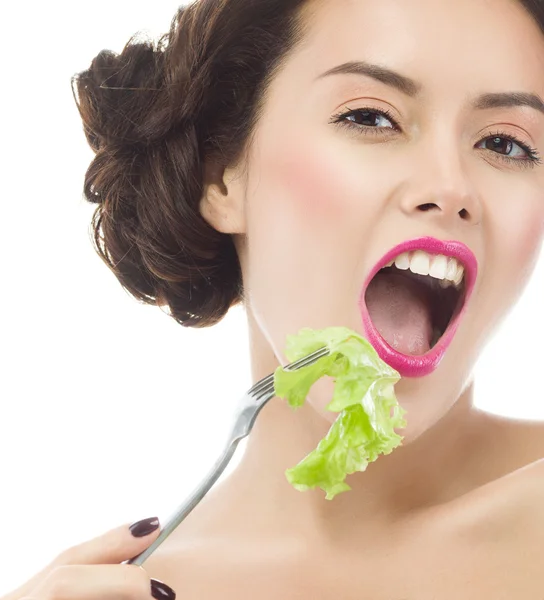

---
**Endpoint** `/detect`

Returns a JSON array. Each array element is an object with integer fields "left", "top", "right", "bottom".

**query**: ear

[{"left": 199, "top": 160, "right": 247, "bottom": 234}]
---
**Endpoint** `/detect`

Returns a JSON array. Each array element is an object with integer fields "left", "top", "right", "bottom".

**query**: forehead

[{"left": 291, "top": 0, "right": 544, "bottom": 96}]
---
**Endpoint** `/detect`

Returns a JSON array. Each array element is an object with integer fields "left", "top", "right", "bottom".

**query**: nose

[{"left": 398, "top": 153, "right": 483, "bottom": 227}]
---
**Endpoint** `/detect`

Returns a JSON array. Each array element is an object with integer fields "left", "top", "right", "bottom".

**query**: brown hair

[
  {"left": 72, "top": 0, "right": 544, "bottom": 328},
  {"left": 71, "top": 0, "right": 308, "bottom": 327}
]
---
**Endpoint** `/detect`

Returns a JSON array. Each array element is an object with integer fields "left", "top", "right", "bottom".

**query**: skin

[{"left": 144, "top": 0, "right": 544, "bottom": 596}]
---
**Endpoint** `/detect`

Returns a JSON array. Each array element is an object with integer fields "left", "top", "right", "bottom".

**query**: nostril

[{"left": 459, "top": 208, "right": 469, "bottom": 219}]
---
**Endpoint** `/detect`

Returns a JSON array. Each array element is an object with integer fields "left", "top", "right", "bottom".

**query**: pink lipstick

[{"left": 358, "top": 237, "right": 478, "bottom": 377}]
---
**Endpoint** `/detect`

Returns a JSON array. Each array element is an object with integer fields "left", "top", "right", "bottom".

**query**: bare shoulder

[
  {"left": 484, "top": 409, "right": 544, "bottom": 480},
  {"left": 502, "top": 430, "right": 544, "bottom": 531},
  {"left": 474, "top": 410, "right": 544, "bottom": 479},
  {"left": 480, "top": 410, "right": 544, "bottom": 452},
  {"left": 451, "top": 413, "right": 544, "bottom": 544},
  {"left": 489, "top": 412, "right": 544, "bottom": 494}
]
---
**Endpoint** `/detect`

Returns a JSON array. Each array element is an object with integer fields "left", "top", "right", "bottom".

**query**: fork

[{"left": 125, "top": 345, "right": 330, "bottom": 567}]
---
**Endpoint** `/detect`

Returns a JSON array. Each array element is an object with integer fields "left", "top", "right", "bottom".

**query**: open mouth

[
  {"left": 364, "top": 251, "right": 468, "bottom": 357},
  {"left": 358, "top": 237, "right": 478, "bottom": 378}
]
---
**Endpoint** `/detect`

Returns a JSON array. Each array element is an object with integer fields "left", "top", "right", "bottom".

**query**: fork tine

[
  {"left": 284, "top": 346, "right": 330, "bottom": 370},
  {"left": 251, "top": 381, "right": 276, "bottom": 402},
  {"left": 248, "top": 346, "right": 330, "bottom": 397}
]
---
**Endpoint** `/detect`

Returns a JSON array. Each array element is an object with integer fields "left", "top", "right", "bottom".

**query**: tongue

[{"left": 365, "top": 271, "right": 434, "bottom": 356}]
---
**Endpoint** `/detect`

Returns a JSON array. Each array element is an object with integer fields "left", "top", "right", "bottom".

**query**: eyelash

[{"left": 330, "top": 106, "right": 543, "bottom": 169}]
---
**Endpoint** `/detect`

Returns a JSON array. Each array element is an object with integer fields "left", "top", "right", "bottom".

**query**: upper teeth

[{"left": 385, "top": 250, "right": 465, "bottom": 289}]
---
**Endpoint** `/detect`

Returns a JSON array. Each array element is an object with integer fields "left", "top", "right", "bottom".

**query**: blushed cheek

[
  {"left": 510, "top": 204, "right": 544, "bottom": 284},
  {"left": 276, "top": 151, "right": 350, "bottom": 224},
  {"left": 489, "top": 201, "right": 544, "bottom": 326}
]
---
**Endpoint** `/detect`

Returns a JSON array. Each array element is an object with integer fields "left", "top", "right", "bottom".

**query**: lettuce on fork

[{"left": 273, "top": 326, "right": 407, "bottom": 500}]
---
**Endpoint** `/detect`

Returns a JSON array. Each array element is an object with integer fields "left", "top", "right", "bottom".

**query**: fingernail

[
  {"left": 150, "top": 578, "right": 176, "bottom": 600},
  {"left": 129, "top": 516, "right": 160, "bottom": 537}
]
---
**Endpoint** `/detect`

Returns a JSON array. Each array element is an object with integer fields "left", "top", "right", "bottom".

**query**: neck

[{"left": 224, "top": 308, "right": 488, "bottom": 544}]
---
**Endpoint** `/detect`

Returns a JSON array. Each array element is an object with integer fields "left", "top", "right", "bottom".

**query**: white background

[{"left": 1, "top": 1, "right": 542, "bottom": 595}]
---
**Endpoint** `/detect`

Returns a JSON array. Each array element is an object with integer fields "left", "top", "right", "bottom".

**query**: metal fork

[{"left": 125, "top": 345, "right": 330, "bottom": 567}]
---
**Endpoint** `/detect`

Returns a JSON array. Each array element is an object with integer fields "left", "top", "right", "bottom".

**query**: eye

[
  {"left": 475, "top": 131, "right": 541, "bottom": 167},
  {"left": 330, "top": 106, "right": 400, "bottom": 135}
]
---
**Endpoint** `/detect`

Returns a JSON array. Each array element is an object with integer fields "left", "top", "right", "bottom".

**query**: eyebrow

[{"left": 316, "top": 61, "right": 544, "bottom": 116}]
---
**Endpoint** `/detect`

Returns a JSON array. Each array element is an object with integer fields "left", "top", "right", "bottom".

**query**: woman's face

[{"left": 210, "top": 0, "right": 544, "bottom": 441}]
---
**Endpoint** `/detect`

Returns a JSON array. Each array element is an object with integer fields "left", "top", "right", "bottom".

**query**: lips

[{"left": 358, "top": 237, "right": 478, "bottom": 378}]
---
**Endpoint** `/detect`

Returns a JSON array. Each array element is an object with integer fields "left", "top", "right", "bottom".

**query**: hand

[{"left": 2, "top": 517, "right": 176, "bottom": 600}]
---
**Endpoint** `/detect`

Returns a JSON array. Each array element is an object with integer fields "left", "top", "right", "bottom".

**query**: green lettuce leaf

[{"left": 273, "top": 326, "right": 407, "bottom": 500}]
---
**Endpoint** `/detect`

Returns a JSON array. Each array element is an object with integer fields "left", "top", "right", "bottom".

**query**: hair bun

[
  {"left": 72, "top": 39, "right": 168, "bottom": 151},
  {"left": 71, "top": 0, "right": 308, "bottom": 328}
]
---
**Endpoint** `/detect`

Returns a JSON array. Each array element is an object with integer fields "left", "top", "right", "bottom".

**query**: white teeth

[
  {"left": 394, "top": 252, "right": 411, "bottom": 270},
  {"left": 445, "top": 258, "right": 458, "bottom": 281},
  {"left": 410, "top": 250, "right": 430, "bottom": 276},
  {"left": 429, "top": 254, "right": 448, "bottom": 280},
  {"left": 384, "top": 249, "right": 465, "bottom": 288},
  {"left": 453, "top": 264, "right": 465, "bottom": 286}
]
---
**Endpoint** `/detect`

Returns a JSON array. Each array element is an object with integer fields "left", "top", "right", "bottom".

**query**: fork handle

[{"left": 124, "top": 435, "right": 241, "bottom": 567}]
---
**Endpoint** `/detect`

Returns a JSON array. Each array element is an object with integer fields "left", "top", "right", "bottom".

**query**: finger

[
  {"left": 54, "top": 520, "right": 161, "bottom": 566},
  {"left": 36, "top": 563, "right": 152, "bottom": 600}
]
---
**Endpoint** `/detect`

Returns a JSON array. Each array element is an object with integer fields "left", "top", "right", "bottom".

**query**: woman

[{"left": 7, "top": 0, "right": 544, "bottom": 598}]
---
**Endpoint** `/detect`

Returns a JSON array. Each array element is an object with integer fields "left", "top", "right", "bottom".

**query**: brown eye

[
  {"left": 345, "top": 109, "right": 395, "bottom": 129},
  {"left": 476, "top": 131, "right": 541, "bottom": 167},
  {"left": 331, "top": 106, "right": 400, "bottom": 133},
  {"left": 484, "top": 137, "right": 516, "bottom": 156}
]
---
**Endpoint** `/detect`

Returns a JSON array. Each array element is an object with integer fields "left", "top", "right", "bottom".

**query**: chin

[{"left": 392, "top": 373, "right": 470, "bottom": 444}]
